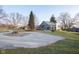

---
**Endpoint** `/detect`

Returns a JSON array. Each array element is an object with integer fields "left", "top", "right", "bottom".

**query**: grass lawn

[{"left": 0, "top": 31, "right": 79, "bottom": 54}]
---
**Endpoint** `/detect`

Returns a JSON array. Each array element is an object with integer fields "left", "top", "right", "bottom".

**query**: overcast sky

[{"left": 2, "top": 5, "right": 79, "bottom": 24}]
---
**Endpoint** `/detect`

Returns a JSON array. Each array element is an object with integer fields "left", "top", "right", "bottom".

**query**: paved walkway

[{"left": 0, "top": 32, "right": 65, "bottom": 49}]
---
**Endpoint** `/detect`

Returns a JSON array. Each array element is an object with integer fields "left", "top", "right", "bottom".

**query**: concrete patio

[{"left": 0, "top": 32, "right": 65, "bottom": 49}]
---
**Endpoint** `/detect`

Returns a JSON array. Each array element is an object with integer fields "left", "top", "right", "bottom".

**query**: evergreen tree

[
  {"left": 28, "top": 11, "right": 35, "bottom": 30},
  {"left": 50, "top": 15, "right": 56, "bottom": 31},
  {"left": 50, "top": 15, "right": 56, "bottom": 23}
]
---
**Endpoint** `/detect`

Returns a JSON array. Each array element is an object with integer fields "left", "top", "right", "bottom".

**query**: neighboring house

[
  {"left": 68, "top": 27, "right": 79, "bottom": 32},
  {"left": 71, "top": 27, "right": 79, "bottom": 32},
  {"left": 69, "top": 25, "right": 79, "bottom": 32},
  {"left": 56, "top": 20, "right": 62, "bottom": 30},
  {"left": 39, "top": 21, "right": 56, "bottom": 30}
]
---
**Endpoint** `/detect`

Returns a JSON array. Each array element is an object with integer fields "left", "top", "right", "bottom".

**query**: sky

[{"left": 2, "top": 5, "right": 79, "bottom": 24}]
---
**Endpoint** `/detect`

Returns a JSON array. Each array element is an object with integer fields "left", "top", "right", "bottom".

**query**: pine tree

[
  {"left": 28, "top": 11, "right": 35, "bottom": 30},
  {"left": 50, "top": 15, "right": 57, "bottom": 31},
  {"left": 50, "top": 15, "right": 56, "bottom": 23}
]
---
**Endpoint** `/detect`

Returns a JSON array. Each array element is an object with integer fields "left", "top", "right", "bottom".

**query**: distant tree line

[
  {"left": 0, "top": 7, "right": 36, "bottom": 30},
  {"left": 0, "top": 6, "right": 79, "bottom": 31},
  {"left": 50, "top": 12, "right": 79, "bottom": 31}
]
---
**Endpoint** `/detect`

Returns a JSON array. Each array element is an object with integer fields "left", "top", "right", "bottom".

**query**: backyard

[
  {"left": 0, "top": 5, "right": 79, "bottom": 54},
  {"left": 0, "top": 30, "right": 79, "bottom": 54}
]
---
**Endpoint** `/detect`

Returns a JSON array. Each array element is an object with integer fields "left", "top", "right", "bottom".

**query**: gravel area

[{"left": 0, "top": 32, "right": 65, "bottom": 49}]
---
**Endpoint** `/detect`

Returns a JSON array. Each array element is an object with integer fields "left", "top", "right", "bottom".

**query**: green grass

[{"left": 0, "top": 31, "right": 79, "bottom": 54}]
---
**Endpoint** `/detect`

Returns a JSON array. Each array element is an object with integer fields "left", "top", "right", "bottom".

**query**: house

[
  {"left": 39, "top": 21, "right": 56, "bottom": 30},
  {"left": 71, "top": 27, "right": 79, "bottom": 32},
  {"left": 69, "top": 25, "right": 79, "bottom": 32}
]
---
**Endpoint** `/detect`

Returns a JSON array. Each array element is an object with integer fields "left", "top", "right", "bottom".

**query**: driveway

[{"left": 0, "top": 32, "right": 65, "bottom": 49}]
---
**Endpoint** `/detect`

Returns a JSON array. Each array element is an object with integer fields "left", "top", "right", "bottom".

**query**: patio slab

[{"left": 0, "top": 32, "right": 65, "bottom": 49}]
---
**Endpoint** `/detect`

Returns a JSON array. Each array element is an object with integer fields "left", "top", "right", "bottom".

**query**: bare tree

[
  {"left": 21, "top": 16, "right": 28, "bottom": 26},
  {"left": 73, "top": 13, "right": 79, "bottom": 26},
  {"left": 4, "top": 13, "right": 27, "bottom": 27},
  {"left": 58, "top": 12, "right": 75, "bottom": 30},
  {"left": 0, "top": 6, "right": 7, "bottom": 24}
]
